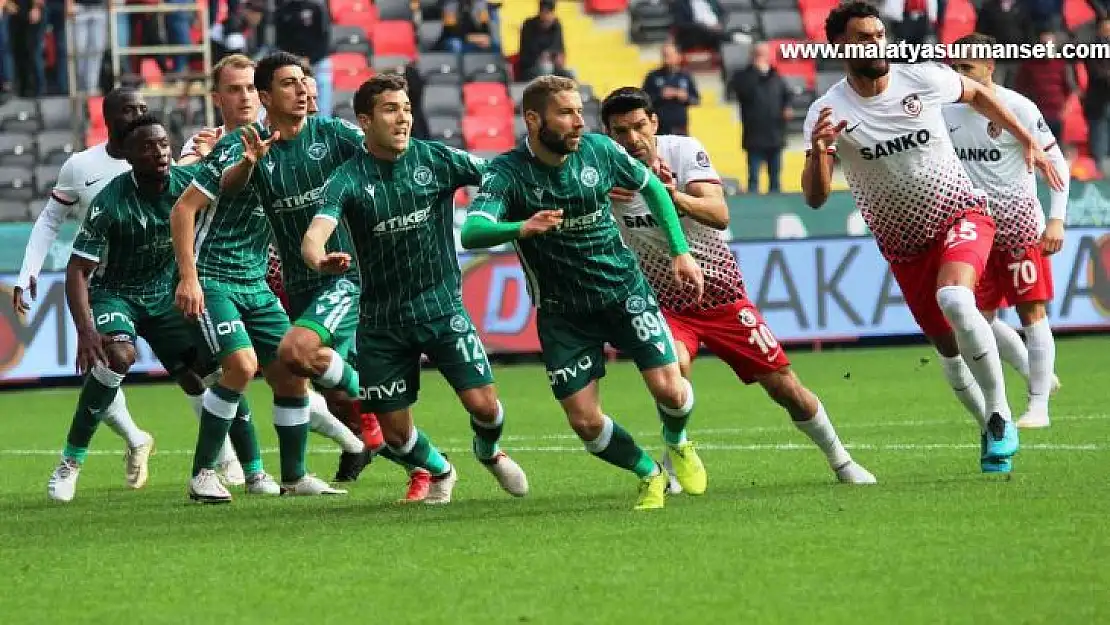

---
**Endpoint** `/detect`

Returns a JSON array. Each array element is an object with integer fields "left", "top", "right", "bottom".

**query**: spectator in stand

[
  {"left": 403, "top": 61, "right": 430, "bottom": 140},
  {"left": 670, "top": 0, "right": 734, "bottom": 52},
  {"left": 44, "top": 0, "right": 66, "bottom": 94},
  {"left": 518, "top": 0, "right": 571, "bottom": 81},
  {"left": 727, "top": 41, "right": 790, "bottom": 194},
  {"left": 211, "top": 0, "right": 267, "bottom": 61},
  {"left": 72, "top": 0, "right": 108, "bottom": 91},
  {"left": 882, "top": 0, "right": 936, "bottom": 45},
  {"left": 976, "top": 0, "right": 1028, "bottom": 88},
  {"left": 8, "top": 0, "right": 45, "bottom": 97},
  {"left": 274, "top": 0, "right": 334, "bottom": 115},
  {"left": 0, "top": 2, "right": 12, "bottom": 96},
  {"left": 1023, "top": 0, "right": 1062, "bottom": 33},
  {"left": 439, "top": 0, "right": 497, "bottom": 54},
  {"left": 1084, "top": 17, "right": 1110, "bottom": 171},
  {"left": 1015, "top": 29, "right": 1075, "bottom": 140},
  {"left": 165, "top": 0, "right": 197, "bottom": 77},
  {"left": 642, "top": 42, "right": 699, "bottom": 136}
]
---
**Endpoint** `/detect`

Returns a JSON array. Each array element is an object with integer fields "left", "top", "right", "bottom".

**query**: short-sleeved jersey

[
  {"left": 943, "top": 86, "right": 1057, "bottom": 250},
  {"left": 611, "top": 135, "right": 744, "bottom": 311},
  {"left": 803, "top": 63, "right": 987, "bottom": 262},
  {"left": 468, "top": 133, "right": 654, "bottom": 313},
  {"left": 228, "top": 115, "right": 365, "bottom": 297},
  {"left": 70, "top": 165, "right": 200, "bottom": 299},
  {"left": 318, "top": 139, "right": 486, "bottom": 327},
  {"left": 191, "top": 137, "right": 273, "bottom": 292}
]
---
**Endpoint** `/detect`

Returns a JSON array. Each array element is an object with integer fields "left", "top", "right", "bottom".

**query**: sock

[
  {"left": 227, "top": 398, "right": 264, "bottom": 476},
  {"left": 191, "top": 385, "right": 240, "bottom": 476},
  {"left": 470, "top": 400, "right": 505, "bottom": 461},
  {"left": 386, "top": 427, "right": 450, "bottom": 476},
  {"left": 940, "top": 354, "right": 989, "bottom": 430},
  {"left": 1024, "top": 318, "right": 1056, "bottom": 412},
  {"left": 990, "top": 316, "right": 1030, "bottom": 382},
  {"left": 187, "top": 392, "right": 238, "bottom": 466},
  {"left": 62, "top": 365, "right": 124, "bottom": 462},
  {"left": 315, "top": 349, "right": 359, "bottom": 397},
  {"left": 307, "top": 390, "right": 365, "bottom": 453},
  {"left": 793, "top": 401, "right": 852, "bottom": 469},
  {"left": 658, "top": 378, "right": 694, "bottom": 446},
  {"left": 583, "top": 416, "right": 659, "bottom": 479},
  {"left": 273, "top": 395, "right": 311, "bottom": 483},
  {"left": 936, "top": 286, "right": 1011, "bottom": 421},
  {"left": 94, "top": 368, "right": 148, "bottom": 448}
]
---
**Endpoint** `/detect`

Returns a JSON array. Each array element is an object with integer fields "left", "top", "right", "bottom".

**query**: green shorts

[
  {"left": 286, "top": 277, "right": 359, "bottom": 359},
  {"left": 91, "top": 289, "right": 201, "bottom": 375},
  {"left": 355, "top": 310, "right": 494, "bottom": 413},
  {"left": 537, "top": 285, "right": 677, "bottom": 400},
  {"left": 195, "top": 283, "right": 289, "bottom": 366}
]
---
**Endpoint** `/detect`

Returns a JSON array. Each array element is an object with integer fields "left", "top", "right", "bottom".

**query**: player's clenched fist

[
  {"left": 672, "top": 253, "right": 704, "bottom": 303},
  {"left": 239, "top": 125, "right": 280, "bottom": 164},
  {"left": 810, "top": 106, "right": 847, "bottom": 154},
  {"left": 175, "top": 277, "right": 205, "bottom": 320},
  {"left": 317, "top": 252, "right": 352, "bottom": 274},
  {"left": 520, "top": 209, "right": 563, "bottom": 238}
]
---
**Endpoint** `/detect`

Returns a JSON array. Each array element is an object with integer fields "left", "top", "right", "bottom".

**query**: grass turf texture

[{"left": 1, "top": 338, "right": 1108, "bottom": 624}]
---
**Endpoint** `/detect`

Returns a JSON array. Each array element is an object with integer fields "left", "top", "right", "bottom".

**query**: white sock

[
  {"left": 1024, "top": 318, "right": 1056, "bottom": 412},
  {"left": 939, "top": 354, "right": 988, "bottom": 430},
  {"left": 97, "top": 374, "right": 150, "bottom": 449},
  {"left": 936, "top": 286, "right": 1012, "bottom": 421},
  {"left": 308, "top": 390, "right": 364, "bottom": 453},
  {"left": 316, "top": 349, "right": 346, "bottom": 388},
  {"left": 793, "top": 402, "right": 852, "bottom": 469},
  {"left": 990, "top": 316, "right": 1030, "bottom": 382},
  {"left": 188, "top": 392, "right": 237, "bottom": 465}
]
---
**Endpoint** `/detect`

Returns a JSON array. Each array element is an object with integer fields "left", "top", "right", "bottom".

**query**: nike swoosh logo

[
  {"left": 845, "top": 122, "right": 861, "bottom": 133},
  {"left": 948, "top": 126, "right": 960, "bottom": 133},
  {"left": 85, "top": 179, "right": 102, "bottom": 187},
  {"left": 972, "top": 352, "right": 987, "bottom": 362},
  {"left": 1015, "top": 286, "right": 1034, "bottom": 295}
]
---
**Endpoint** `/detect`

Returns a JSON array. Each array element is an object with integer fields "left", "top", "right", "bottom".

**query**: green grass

[{"left": 2, "top": 338, "right": 1109, "bottom": 624}]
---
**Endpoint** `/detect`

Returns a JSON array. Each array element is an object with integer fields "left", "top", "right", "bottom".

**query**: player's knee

[
  {"left": 935, "top": 285, "right": 976, "bottom": 324},
  {"left": 105, "top": 340, "right": 136, "bottom": 375},
  {"left": 650, "top": 370, "right": 688, "bottom": 410},
  {"left": 1017, "top": 301, "right": 1047, "bottom": 326},
  {"left": 221, "top": 350, "right": 258, "bottom": 390},
  {"left": 760, "top": 369, "right": 811, "bottom": 418},
  {"left": 566, "top": 406, "right": 605, "bottom": 441},
  {"left": 460, "top": 386, "right": 499, "bottom": 421},
  {"left": 277, "top": 330, "right": 317, "bottom": 373}
]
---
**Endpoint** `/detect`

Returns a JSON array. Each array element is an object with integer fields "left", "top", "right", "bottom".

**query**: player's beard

[
  {"left": 538, "top": 118, "right": 575, "bottom": 155},
  {"left": 849, "top": 59, "right": 890, "bottom": 80}
]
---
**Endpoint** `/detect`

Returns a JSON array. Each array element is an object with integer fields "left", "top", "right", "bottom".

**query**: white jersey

[
  {"left": 803, "top": 62, "right": 987, "bottom": 262},
  {"left": 943, "top": 86, "right": 1057, "bottom": 250},
  {"left": 16, "top": 143, "right": 131, "bottom": 289},
  {"left": 612, "top": 135, "right": 744, "bottom": 311}
]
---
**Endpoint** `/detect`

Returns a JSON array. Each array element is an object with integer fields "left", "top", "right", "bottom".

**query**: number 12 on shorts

[{"left": 455, "top": 333, "right": 486, "bottom": 362}]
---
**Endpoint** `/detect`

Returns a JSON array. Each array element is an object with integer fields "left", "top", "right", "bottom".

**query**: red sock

[{"left": 360, "top": 411, "right": 384, "bottom": 449}]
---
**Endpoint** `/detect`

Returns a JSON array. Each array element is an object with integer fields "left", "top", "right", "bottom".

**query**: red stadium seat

[
  {"left": 140, "top": 58, "right": 163, "bottom": 86},
  {"left": 1076, "top": 62, "right": 1089, "bottom": 92},
  {"left": 463, "top": 115, "right": 515, "bottom": 152},
  {"left": 584, "top": 0, "right": 629, "bottom": 14},
  {"left": 372, "top": 20, "right": 418, "bottom": 59},
  {"left": 1063, "top": 95, "right": 1088, "bottom": 148},
  {"left": 1071, "top": 155, "right": 1101, "bottom": 181},
  {"left": 941, "top": 0, "right": 976, "bottom": 44},
  {"left": 463, "top": 83, "right": 513, "bottom": 118},
  {"left": 802, "top": 11, "right": 827, "bottom": 41},
  {"left": 85, "top": 126, "right": 108, "bottom": 148},
  {"left": 768, "top": 39, "right": 816, "bottom": 89},
  {"left": 1065, "top": 0, "right": 1096, "bottom": 29},
  {"left": 798, "top": 0, "right": 838, "bottom": 15},
  {"left": 333, "top": 1, "right": 378, "bottom": 31},
  {"left": 87, "top": 96, "right": 105, "bottom": 130},
  {"left": 331, "top": 53, "right": 374, "bottom": 91}
]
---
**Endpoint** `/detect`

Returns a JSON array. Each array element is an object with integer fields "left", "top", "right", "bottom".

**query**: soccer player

[
  {"left": 602, "top": 87, "right": 876, "bottom": 486},
  {"left": 801, "top": 2, "right": 1064, "bottom": 473},
  {"left": 944, "top": 33, "right": 1069, "bottom": 429},
  {"left": 303, "top": 74, "right": 529, "bottom": 504},
  {"left": 179, "top": 54, "right": 263, "bottom": 166},
  {"left": 50, "top": 115, "right": 280, "bottom": 502},
  {"left": 306, "top": 75, "right": 319, "bottom": 115},
  {"left": 461, "top": 75, "right": 705, "bottom": 510},
  {"left": 16, "top": 88, "right": 154, "bottom": 489}
]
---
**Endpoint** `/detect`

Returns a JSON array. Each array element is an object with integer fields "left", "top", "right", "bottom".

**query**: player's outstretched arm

[
  {"left": 302, "top": 216, "right": 351, "bottom": 274},
  {"left": 64, "top": 255, "right": 106, "bottom": 375},
  {"left": 460, "top": 211, "right": 563, "bottom": 249},
  {"left": 802, "top": 106, "right": 842, "bottom": 209},
  {"left": 170, "top": 185, "right": 210, "bottom": 318},
  {"left": 14, "top": 194, "right": 73, "bottom": 314}
]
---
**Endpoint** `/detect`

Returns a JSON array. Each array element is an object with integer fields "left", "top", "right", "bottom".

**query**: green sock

[
  {"left": 375, "top": 446, "right": 416, "bottom": 472},
  {"left": 659, "top": 381, "right": 693, "bottom": 446},
  {"left": 588, "top": 417, "right": 659, "bottom": 479},
  {"left": 228, "top": 398, "right": 263, "bottom": 475},
  {"left": 390, "top": 429, "right": 449, "bottom": 476},
  {"left": 63, "top": 371, "right": 122, "bottom": 462},
  {"left": 192, "top": 385, "right": 240, "bottom": 476},
  {"left": 273, "top": 395, "right": 310, "bottom": 483},
  {"left": 470, "top": 402, "right": 504, "bottom": 461}
]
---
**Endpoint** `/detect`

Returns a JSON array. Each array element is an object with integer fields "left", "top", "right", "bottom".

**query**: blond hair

[
  {"left": 212, "top": 54, "right": 255, "bottom": 90},
  {"left": 521, "top": 75, "right": 579, "bottom": 116}
]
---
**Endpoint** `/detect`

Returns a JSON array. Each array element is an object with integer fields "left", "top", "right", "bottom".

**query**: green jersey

[
  {"left": 71, "top": 165, "right": 200, "bottom": 300},
  {"left": 468, "top": 133, "right": 654, "bottom": 313},
  {"left": 191, "top": 138, "right": 273, "bottom": 293},
  {"left": 318, "top": 139, "right": 486, "bottom": 327}
]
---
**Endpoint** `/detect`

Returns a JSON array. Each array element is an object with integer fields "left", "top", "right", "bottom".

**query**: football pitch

[{"left": 1, "top": 338, "right": 1107, "bottom": 624}]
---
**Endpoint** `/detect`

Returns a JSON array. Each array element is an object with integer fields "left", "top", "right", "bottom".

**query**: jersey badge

[
  {"left": 902, "top": 93, "right": 922, "bottom": 117},
  {"left": 365, "top": 184, "right": 376, "bottom": 198},
  {"left": 580, "top": 166, "right": 600, "bottom": 188},
  {"left": 1036, "top": 117, "right": 1048, "bottom": 133},
  {"left": 307, "top": 143, "right": 328, "bottom": 160},
  {"left": 531, "top": 187, "right": 543, "bottom": 201},
  {"left": 695, "top": 151, "right": 711, "bottom": 168},
  {"left": 625, "top": 295, "right": 647, "bottom": 314},
  {"left": 413, "top": 165, "right": 433, "bottom": 186},
  {"left": 1010, "top": 247, "right": 1026, "bottom": 259},
  {"left": 738, "top": 308, "right": 758, "bottom": 327},
  {"left": 987, "top": 121, "right": 1002, "bottom": 139},
  {"left": 449, "top": 314, "right": 470, "bottom": 332}
]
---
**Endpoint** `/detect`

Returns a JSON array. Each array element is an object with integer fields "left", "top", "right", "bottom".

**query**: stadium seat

[
  {"left": 418, "top": 0, "right": 442, "bottom": 20},
  {"left": 510, "top": 82, "right": 528, "bottom": 111},
  {"left": 721, "top": 176, "right": 743, "bottom": 195},
  {"left": 332, "top": 52, "right": 374, "bottom": 91},
  {"left": 816, "top": 70, "right": 841, "bottom": 95},
  {"left": 629, "top": 0, "right": 673, "bottom": 43},
  {"left": 418, "top": 52, "right": 462, "bottom": 86},
  {"left": 34, "top": 164, "right": 61, "bottom": 196},
  {"left": 761, "top": 10, "right": 806, "bottom": 40},
  {"left": 769, "top": 39, "right": 816, "bottom": 88},
  {"left": 720, "top": 0, "right": 756, "bottom": 10},
  {"left": 1065, "top": 0, "right": 1096, "bottom": 29},
  {"left": 514, "top": 115, "right": 527, "bottom": 139},
  {"left": 0, "top": 166, "right": 34, "bottom": 201},
  {"left": 418, "top": 21, "right": 444, "bottom": 52},
  {"left": 463, "top": 115, "right": 516, "bottom": 152},
  {"left": 941, "top": 0, "right": 975, "bottom": 44},
  {"left": 86, "top": 96, "right": 105, "bottom": 129},
  {"left": 0, "top": 133, "right": 34, "bottom": 168},
  {"left": 582, "top": 100, "right": 601, "bottom": 129},
  {"left": 725, "top": 11, "right": 762, "bottom": 38},
  {"left": 424, "top": 85, "right": 464, "bottom": 118},
  {"left": 372, "top": 20, "right": 418, "bottom": 59},
  {"left": 584, "top": 0, "right": 629, "bottom": 14},
  {"left": 428, "top": 115, "right": 466, "bottom": 148},
  {"left": 1064, "top": 95, "right": 1089, "bottom": 148},
  {"left": 376, "top": 0, "right": 414, "bottom": 21},
  {"left": 140, "top": 58, "right": 163, "bottom": 86},
  {"left": 463, "top": 83, "right": 513, "bottom": 118},
  {"left": 35, "top": 130, "right": 78, "bottom": 165},
  {"left": 331, "top": 25, "right": 372, "bottom": 56},
  {"left": 720, "top": 42, "right": 753, "bottom": 85},
  {"left": 462, "top": 53, "right": 509, "bottom": 83},
  {"left": 780, "top": 75, "right": 813, "bottom": 132},
  {"left": 333, "top": 90, "right": 356, "bottom": 122},
  {"left": 0, "top": 200, "right": 28, "bottom": 222},
  {"left": 0, "top": 99, "right": 40, "bottom": 133},
  {"left": 579, "top": 84, "right": 597, "bottom": 103},
  {"left": 371, "top": 55, "right": 410, "bottom": 76},
  {"left": 332, "top": 0, "right": 378, "bottom": 31},
  {"left": 758, "top": 0, "right": 800, "bottom": 9},
  {"left": 38, "top": 97, "right": 72, "bottom": 131},
  {"left": 802, "top": 10, "right": 827, "bottom": 41}
]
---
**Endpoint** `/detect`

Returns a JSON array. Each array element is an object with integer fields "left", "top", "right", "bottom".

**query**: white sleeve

[
  {"left": 910, "top": 62, "right": 964, "bottom": 106},
  {"left": 802, "top": 100, "right": 836, "bottom": 155},
  {"left": 17, "top": 196, "right": 74, "bottom": 288},
  {"left": 1045, "top": 144, "right": 1070, "bottom": 221},
  {"left": 1014, "top": 98, "right": 1070, "bottom": 220},
  {"left": 180, "top": 133, "right": 199, "bottom": 159},
  {"left": 675, "top": 137, "right": 721, "bottom": 189}
]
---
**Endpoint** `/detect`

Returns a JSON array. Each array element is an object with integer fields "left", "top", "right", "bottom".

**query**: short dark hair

[
  {"left": 600, "top": 87, "right": 655, "bottom": 129},
  {"left": 825, "top": 1, "right": 882, "bottom": 43},
  {"left": 254, "top": 51, "right": 307, "bottom": 92},
  {"left": 522, "top": 75, "right": 578, "bottom": 116},
  {"left": 120, "top": 113, "right": 164, "bottom": 144},
  {"left": 353, "top": 74, "right": 409, "bottom": 116},
  {"left": 953, "top": 32, "right": 997, "bottom": 47},
  {"left": 103, "top": 86, "right": 141, "bottom": 120}
]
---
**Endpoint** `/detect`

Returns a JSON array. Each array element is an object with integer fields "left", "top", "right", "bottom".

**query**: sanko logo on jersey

[
  {"left": 271, "top": 187, "right": 325, "bottom": 211},
  {"left": 622, "top": 214, "right": 658, "bottom": 229},
  {"left": 373, "top": 207, "right": 431, "bottom": 233},
  {"left": 859, "top": 130, "right": 932, "bottom": 160},
  {"left": 955, "top": 147, "right": 1003, "bottom": 162}
]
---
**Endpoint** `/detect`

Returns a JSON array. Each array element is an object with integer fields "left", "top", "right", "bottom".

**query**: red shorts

[
  {"left": 975, "top": 244, "right": 1054, "bottom": 311},
  {"left": 888, "top": 212, "right": 996, "bottom": 338},
  {"left": 664, "top": 298, "right": 790, "bottom": 384}
]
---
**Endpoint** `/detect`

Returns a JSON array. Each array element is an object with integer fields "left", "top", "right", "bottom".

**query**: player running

[
  {"left": 802, "top": 2, "right": 1064, "bottom": 473},
  {"left": 944, "top": 33, "right": 1068, "bottom": 430},
  {"left": 50, "top": 116, "right": 279, "bottom": 502},
  {"left": 17, "top": 88, "right": 153, "bottom": 490},
  {"left": 602, "top": 87, "right": 875, "bottom": 486},
  {"left": 303, "top": 74, "right": 529, "bottom": 504},
  {"left": 461, "top": 75, "right": 705, "bottom": 510}
]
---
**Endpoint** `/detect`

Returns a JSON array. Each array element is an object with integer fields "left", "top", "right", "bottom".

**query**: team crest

[
  {"left": 580, "top": 166, "right": 600, "bottom": 188},
  {"left": 531, "top": 188, "right": 543, "bottom": 200},
  {"left": 1010, "top": 247, "right": 1026, "bottom": 259},
  {"left": 449, "top": 314, "right": 470, "bottom": 332},
  {"left": 987, "top": 121, "right": 1002, "bottom": 139},
  {"left": 738, "top": 308, "right": 758, "bottom": 327},
  {"left": 1036, "top": 117, "right": 1049, "bottom": 132},
  {"left": 336, "top": 278, "right": 358, "bottom": 293},
  {"left": 901, "top": 93, "right": 922, "bottom": 117},
  {"left": 413, "top": 166, "right": 433, "bottom": 186},
  {"left": 625, "top": 295, "right": 647, "bottom": 314},
  {"left": 695, "top": 151, "right": 711, "bottom": 168},
  {"left": 307, "top": 143, "right": 328, "bottom": 160}
]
